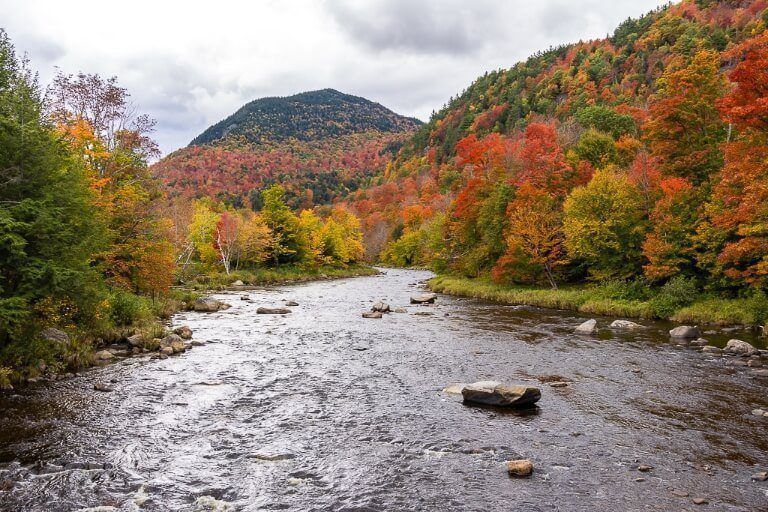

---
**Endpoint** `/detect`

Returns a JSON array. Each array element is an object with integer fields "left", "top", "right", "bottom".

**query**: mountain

[
  {"left": 153, "top": 89, "right": 421, "bottom": 208},
  {"left": 347, "top": 0, "right": 768, "bottom": 280},
  {"left": 191, "top": 88, "right": 421, "bottom": 146}
]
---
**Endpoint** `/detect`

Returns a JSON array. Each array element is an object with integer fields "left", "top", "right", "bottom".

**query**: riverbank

[
  {"left": 0, "top": 265, "right": 377, "bottom": 389},
  {"left": 428, "top": 275, "right": 768, "bottom": 327},
  {"left": 182, "top": 264, "right": 379, "bottom": 290}
]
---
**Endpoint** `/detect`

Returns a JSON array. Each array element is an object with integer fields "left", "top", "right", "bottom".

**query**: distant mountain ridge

[
  {"left": 190, "top": 88, "right": 422, "bottom": 146},
  {"left": 154, "top": 89, "right": 421, "bottom": 209}
]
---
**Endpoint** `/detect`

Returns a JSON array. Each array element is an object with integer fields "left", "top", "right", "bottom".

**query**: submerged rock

[
  {"left": 702, "top": 345, "right": 722, "bottom": 354},
  {"left": 442, "top": 383, "right": 466, "bottom": 395},
  {"left": 691, "top": 338, "right": 708, "bottom": 346},
  {"left": 575, "top": 319, "right": 597, "bottom": 334},
  {"left": 410, "top": 293, "right": 437, "bottom": 304},
  {"left": 173, "top": 326, "right": 193, "bottom": 340},
  {"left": 461, "top": 381, "right": 541, "bottom": 408},
  {"left": 610, "top": 319, "right": 642, "bottom": 329},
  {"left": 257, "top": 307, "right": 291, "bottom": 315},
  {"left": 670, "top": 325, "right": 700, "bottom": 339},
  {"left": 506, "top": 459, "right": 534, "bottom": 477},
  {"left": 93, "top": 382, "right": 113, "bottom": 392},
  {"left": 371, "top": 301, "right": 391, "bottom": 313},
  {"left": 362, "top": 311, "right": 383, "bottom": 319},
  {"left": 724, "top": 339, "right": 758, "bottom": 356}
]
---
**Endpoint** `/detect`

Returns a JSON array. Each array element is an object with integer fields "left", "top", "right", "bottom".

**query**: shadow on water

[{"left": 1, "top": 268, "right": 767, "bottom": 511}]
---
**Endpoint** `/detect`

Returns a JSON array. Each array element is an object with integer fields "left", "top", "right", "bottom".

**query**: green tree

[
  {"left": 261, "top": 185, "right": 307, "bottom": 264},
  {"left": 563, "top": 169, "right": 647, "bottom": 280},
  {"left": 0, "top": 30, "right": 104, "bottom": 354}
]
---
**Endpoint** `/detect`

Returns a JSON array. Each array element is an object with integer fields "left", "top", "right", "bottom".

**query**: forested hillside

[
  {"left": 153, "top": 89, "right": 421, "bottom": 209},
  {"left": 349, "top": 0, "right": 768, "bottom": 306}
]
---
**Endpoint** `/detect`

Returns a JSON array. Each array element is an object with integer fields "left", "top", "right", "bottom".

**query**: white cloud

[{"left": 0, "top": 0, "right": 669, "bottom": 154}]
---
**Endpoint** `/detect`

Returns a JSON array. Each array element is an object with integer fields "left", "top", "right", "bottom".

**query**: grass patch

[
  {"left": 428, "top": 275, "right": 767, "bottom": 326},
  {"left": 185, "top": 264, "right": 378, "bottom": 290}
]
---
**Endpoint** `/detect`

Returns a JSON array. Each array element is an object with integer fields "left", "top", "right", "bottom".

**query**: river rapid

[{"left": 1, "top": 268, "right": 767, "bottom": 511}]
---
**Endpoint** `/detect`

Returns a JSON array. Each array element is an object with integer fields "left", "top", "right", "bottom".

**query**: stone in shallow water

[
  {"left": 443, "top": 383, "right": 466, "bottom": 395},
  {"left": 610, "top": 319, "right": 642, "bottom": 329},
  {"left": 669, "top": 325, "right": 700, "bottom": 339},
  {"left": 371, "top": 301, "right": 391, "bottom": 313},
  {"left": 724, "top": 339, "right": 758, "bottom": 356},
  {"left": 362, "top": 311, "right": 382, "bottom": 319},
  {"left": 506, "top": 459, "right": 533, "bottom": 477},
  {"left": 410, "top": 293, "right": 437, "bottom": 304},
  {"left": 461, "top": 381, "right": 540, "bottom": 408},
  {"left": 257, "top": 307, "right": 291, "bottom": 315},
  {"left": 575, "top": 319, "right": 597, "bottom": 334}
]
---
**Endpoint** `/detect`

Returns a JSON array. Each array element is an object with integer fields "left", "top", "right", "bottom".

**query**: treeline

[
  {"left": 170, "top": 185, "right": 364, "bottom": 280},
  {"left": 349, "top": 0, "right": 768, "bottom": 312}
]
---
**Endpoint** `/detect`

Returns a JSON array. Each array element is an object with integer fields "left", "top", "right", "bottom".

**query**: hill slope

[
  {"left": 153, "top": 89, "right": 421, "bottom": 208},
  {"left": 347, "top": 0, "right": 768, "bottom": 286}
]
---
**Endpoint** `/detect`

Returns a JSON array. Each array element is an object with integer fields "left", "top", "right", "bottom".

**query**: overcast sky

[{"left": 1, "top": 0, "right": 669, "bottom": 155}]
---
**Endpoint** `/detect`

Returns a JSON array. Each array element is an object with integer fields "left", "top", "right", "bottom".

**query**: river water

[{"left": 1, "top": 269, "right": 767, "bottom": 511}]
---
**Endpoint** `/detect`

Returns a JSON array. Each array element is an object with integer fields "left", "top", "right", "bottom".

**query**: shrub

[
  {"left": 109, "top": 289, "right": 151, "bottom": 327},
  {"left": 649, "top": 276, "right": 699, "bottom": 318}
]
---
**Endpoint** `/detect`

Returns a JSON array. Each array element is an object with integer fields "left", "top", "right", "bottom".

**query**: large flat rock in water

[{"left": 461, "top": 381, "right": 541, "bottom": 408}]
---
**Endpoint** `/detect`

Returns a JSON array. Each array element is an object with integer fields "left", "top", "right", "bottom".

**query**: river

[{"left": 1, "top": 268, "right": 767, "bottom": 511}]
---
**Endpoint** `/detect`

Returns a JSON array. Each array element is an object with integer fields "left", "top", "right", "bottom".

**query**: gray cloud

[
  {"left": 0, "top": 0, "right": 670, "bottom": 155},
  {"left": 326, "top": 0, "right": 502, "bottom": 56}
]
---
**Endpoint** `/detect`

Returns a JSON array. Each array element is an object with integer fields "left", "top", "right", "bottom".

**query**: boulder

[
  {"left": 41, "top": 328, "right": 70, "bottom": 347},
  {"left": 610, "top": 319, "right": 642, "bottom": 329},
  {"left": 231, "top": 280, "right": 245, "bottom": 286},
  {"left": 285, "top": 300, "right": 299, "bottom": 307},
  {"left": 159, "top": 346, "right": 174, "bottom": 356},
  {"left": 575, "top": 319, "right": 597, "bottom": 334},
  {"left": 193, "top": 297, "right": 228, "bottom": 312},
  {"left": 126, "top": 334, "right": 144, "bottom": 347},
  {"left": 410, "top": 293, "right": 437, "bottom": 304},
  {"left": 461, "top": 381, "right": 541, "bottom": 408},
  {"left": 173, "top": 326, "right": 193, "bottom": 340},
  {"left": 362, "top": 311, "right": 383, "bottom": 319},
  {"left": 371, "top": 301, "right": 391, "bottom": 313},
  {"left": 160, "top": 334, "right": 185, "bottom": 354},
  {"left": 724, "top": 339, "right": 758, "bottom": 356},
  {"left": 257, "top": 307, "right": 291, "bottom": 315},
  {"left": 670, "top": 325, "right": 700, "bottom": 339},
  {"left": 506, "top": 459, "right": 534, "bottom": 477},
  {"left": 93, "top": 350, "right": 114, "bottom": 361}
]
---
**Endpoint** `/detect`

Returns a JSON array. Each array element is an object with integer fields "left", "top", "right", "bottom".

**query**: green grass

[{"left": 428, "top": 275, "right": 766, "bottom": 326}]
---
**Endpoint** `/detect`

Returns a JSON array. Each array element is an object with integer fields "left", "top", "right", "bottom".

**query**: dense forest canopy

[{"left": 346, "top": 0, "right": 768, "bottom": 299}]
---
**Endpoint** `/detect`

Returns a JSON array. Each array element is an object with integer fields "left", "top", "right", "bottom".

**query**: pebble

[{"left": 506, "top": 459, "right": 534, "bottom": 477}]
